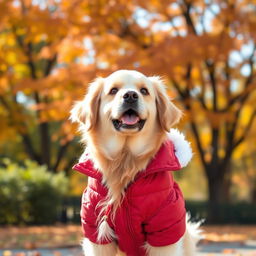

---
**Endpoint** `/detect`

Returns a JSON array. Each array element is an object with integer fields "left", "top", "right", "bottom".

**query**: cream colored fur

[
  {"left": 145, "top": 221, "right": 200, "bottom": 256},
  {"left": 71, "top": 70, "right": 201, "bottom": 256},
  {"left": 82, "top": 239, "right": 117, "bottom": 256}
]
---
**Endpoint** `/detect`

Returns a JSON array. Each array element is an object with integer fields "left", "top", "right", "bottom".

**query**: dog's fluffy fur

[{"left": 71, "top": 70, "right": 201, "bottom": 255}]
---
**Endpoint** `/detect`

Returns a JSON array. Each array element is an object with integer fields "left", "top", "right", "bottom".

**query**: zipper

[
  {"left": 125, "top": 191, "right": 138, "bottom": 253},
  {"left": 126, "top": 194, "right": 134, "bottom": 236}
]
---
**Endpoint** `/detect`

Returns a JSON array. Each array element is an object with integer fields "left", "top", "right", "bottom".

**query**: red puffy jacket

[{"left": 73, "top": 140, "right": 186, "bottom": 256}]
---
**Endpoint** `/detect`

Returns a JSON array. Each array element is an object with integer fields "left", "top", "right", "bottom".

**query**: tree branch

[
  {"left": 233, "top": 109, "right": 256, "bottom": 148},
  {"left": 182, "top": 99, "right": 208, "bottom": 170},
  {"left": 222, "top": 83, "right": 256, "bottom": 112},
  {"left": 205, "top": 60, "right": 218, "bottom": 111},
  {"left": 189, "top": 111, "right": 208, "bottom": 170},
  {"left": 169, "top": 71, "right": 208, "bottom": 170},
  {"left": 27, "top": 42, "right": 37, "bottom": 79},
  {"left": 0, "top": 95, "right": 40, "bottom": 163},
  {"left": 44, "top": 54, "right": 57, "bottom": 77},
  {"left": 118, "top": 20, "right": 152, "bottom": 49},
  {"left": 179, "top": 0, "right": 197, "bottom": 35},
  {"left": 171, "top": 78, "right": 187, "bottom": 99},
  {"left": 210, "top": 128, "right": 220, "bottom": 168},
  {"left": 64, "top": 157, "right": 77, "bottom": 175},
  {"left": 52, "top": 141, "right": 70, "bottom": 172},
  {"left": 21, "top": 134, "right": 41, "bottom": 163},
  {"left": 12, "top": 25, "right": 53, "bottom": 168},
  {"left": 0, "top": 95, "right": 10, "bottom": 110},
  {"left": 224, "top": 60, "right": 231, "bottom": 101},
  {"left": 221, "top": 46, "right": 256, "bottom": 111}
]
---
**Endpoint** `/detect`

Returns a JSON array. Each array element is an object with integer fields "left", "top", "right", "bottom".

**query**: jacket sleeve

[
  {"left": 80, "top": 188, "right": 111, "bottom": 245},
  {"left": 143, "top": 183, "right": 186, "bottom": 246}
]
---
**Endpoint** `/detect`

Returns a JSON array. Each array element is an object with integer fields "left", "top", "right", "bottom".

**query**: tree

[
  {"left": 232, "top": 123, "right": 256, "bottom": 203},
  {"left": 1, "top": 0, "right": 255, "bottom": 222},
  {"left": 0, "top": 0, "right": 98, "bottom": 172},
  {"left": 84, "top": 0, "right": 256, "bottom": 220}
]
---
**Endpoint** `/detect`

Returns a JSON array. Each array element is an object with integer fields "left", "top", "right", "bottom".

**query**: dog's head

[{"left": 70, "top": 70, "right": 181, "bottom": 137}]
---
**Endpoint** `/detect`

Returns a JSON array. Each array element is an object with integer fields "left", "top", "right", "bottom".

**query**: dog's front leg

[
  {"left": 82, "top": 238, "right": 118, "bottom": 256},
  {"left": 144, "top": 239, "right": 184, "bottom": 256},
  {"left": 144, "top": 227, "right": 200, "bottom": 256}
]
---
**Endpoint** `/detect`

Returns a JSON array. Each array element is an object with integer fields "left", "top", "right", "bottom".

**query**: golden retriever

[{"left": 71, "top": 70, "right": 201, "bottom": 256}]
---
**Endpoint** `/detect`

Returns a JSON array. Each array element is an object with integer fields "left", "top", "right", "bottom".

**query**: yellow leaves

[
  {"left": 233, "top": 143, "right": 246, "bottom": 160},
  {"left": 14, "top": 64, "right": 30, "bottom": 80},
  {"left": 29, "top": 100, "right": 71, "bottom": 123},
  {"left": 15, "top": 78, "right": 44, "bottom": 93},
  {"left": 0, "top": 111, "right": 17, "bottom": 141},
  {"left": 166, "top": 88, "right": 178, "bottom": 98},
  {"left": 1, "top": 4, "right": 68, "bottom": 46},
  {"left": 173, "top": 65, "right": 186, "bottom": 76},
  {"left": 202, "top": 225, "right": 252, "bottom": 243},
  {"left": 37, "top": 42, "right": 60, "bottom": 60},
  {"left": 5, "top": 36, "right": 16, "bottom": 47},
  {"left": 201, "top": 127, "right": 211, "bottom": 149},
  {"left": 5, "top": 52, "right": 17, "bottom": 65},
  {"left": 0, "top": 77, "right": 9, "bottom": 94},
  {"left": 15, "top": 64, "right": 90, "bottom": 94},
  {"left": 191, "top": 67, "right": 201, "bottom": 81},
  {"left": 15, "top": 27, "right": 26, "bottom": 36},
  {"left": 69, "top": 171, "right": 87, "bottom": 196},
  {"left": 38, "top": 46, "right": 52, "bottom": 59},
  {"left": 0, "top": 0, "right": 254, "bottom": 160},
  {"left": 58, "top": 39, "right": 86, "bottom": 63},
  {"left": 0, "top": 64, "right": 7, "bottom": 72},
  {"left": 239, "top": 105, "right": 254, "bottom": 127},
  {"left": 206, "top": 111, "right": 235, "bottom": 128}
]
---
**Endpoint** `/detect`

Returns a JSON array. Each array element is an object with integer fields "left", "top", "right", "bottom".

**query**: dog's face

[
  {"left": 100, "top": 70, "right": 158, "bottom": 135},
  {"left": 70, "top": 70, "right": 181, "bottom": 155}
]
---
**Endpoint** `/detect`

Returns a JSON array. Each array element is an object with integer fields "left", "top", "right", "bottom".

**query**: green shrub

[
  {"left": 0, "top": 159, "right": 69, "bottom": 225},
  {"left": 186, "top": 200, "right": 256, "bottom": 224}
]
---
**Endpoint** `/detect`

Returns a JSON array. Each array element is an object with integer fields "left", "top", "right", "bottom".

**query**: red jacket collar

[{"left": 73, "top": 140, "right": 181, "bottom": 180}]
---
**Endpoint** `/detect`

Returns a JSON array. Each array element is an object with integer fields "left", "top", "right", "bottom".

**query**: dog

[{"left": 71, "top": 70, "right": 201, "bottom": 256}]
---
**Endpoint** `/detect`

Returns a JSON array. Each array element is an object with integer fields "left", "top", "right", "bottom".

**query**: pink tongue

[{"left": 121, "top": 114, "right": 139, "bottom": 125}]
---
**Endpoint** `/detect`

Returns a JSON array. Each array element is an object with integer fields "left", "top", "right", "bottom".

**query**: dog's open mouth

[{"left": 112, "top": 109, "right": 146, "bottom": 131}]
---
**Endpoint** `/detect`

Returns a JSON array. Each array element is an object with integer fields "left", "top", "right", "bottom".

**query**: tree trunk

[
  {"left": 207, "top": 174, "right": 225, "bottom": 223},
  {"left": 252, "top": 181, "right": 256, "bottom": 204},
  {"left": 222, "top": 172, "right": 232, "bottom": 202},
  {"left": 206, "top": 159, "right": 232, "bottom": 223},
  {"left": 252, "top": 190, "right": 256, "bottom": 204},
  {"left": 39, "top": 121, "right": 50, "bottom": 169}
]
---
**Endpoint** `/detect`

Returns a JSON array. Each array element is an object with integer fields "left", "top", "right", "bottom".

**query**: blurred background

[{"left": 0, "top": 0, "right": 256, "bottom": 254}]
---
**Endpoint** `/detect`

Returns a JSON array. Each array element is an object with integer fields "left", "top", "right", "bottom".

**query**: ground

[{"left": 0, "top": 225, "right": 256, "bottom": 255}]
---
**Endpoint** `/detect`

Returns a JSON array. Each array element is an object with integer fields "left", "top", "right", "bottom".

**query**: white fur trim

[
  {"left": 167, "top": 129, "right": 193, "bottom": 168},
  {"left": 97, "top": 219, "right": 116, "bottom": 243}
]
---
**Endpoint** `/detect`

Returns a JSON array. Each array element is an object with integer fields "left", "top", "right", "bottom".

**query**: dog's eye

[
  {"left": 140, "top": 88, "right": 149, "bottom": 95},
  {"left": 109, "top": 88, "right": 118, "bottom": 95}
]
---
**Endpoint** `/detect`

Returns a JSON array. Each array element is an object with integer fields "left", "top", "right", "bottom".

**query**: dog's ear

[
  {"left": 70, "top": 77, "right": 103, "bottom": 131},
  {"left": 150, "top": 76, "right": 182, "bottom": 132}
]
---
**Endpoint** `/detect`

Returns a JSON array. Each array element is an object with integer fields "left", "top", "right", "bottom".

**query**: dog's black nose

[{"left": 123, "top": 91, "right": 138, "bottom": 103}]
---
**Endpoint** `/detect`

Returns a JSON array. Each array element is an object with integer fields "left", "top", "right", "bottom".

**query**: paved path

[
  {"left": 1, "top": 242, "right": 256, "bottom": 256},
  {"left": 198, "top": 241, "right": 256, "bottom": 255}
]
